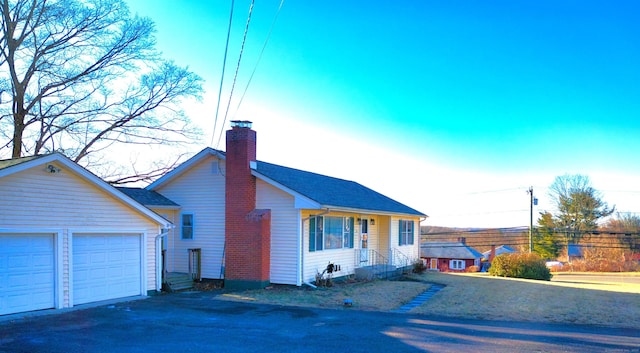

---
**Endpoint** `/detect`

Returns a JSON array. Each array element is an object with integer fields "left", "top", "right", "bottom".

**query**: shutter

[
  {"left": 316, "top": 216, "right": 324, "bottom": 251},
  {"left": 348, "top": 217, "right": 354, "bottom": 248},
  {"left": 399, "top": 220, "right": 403, "bottom": 246},
  {"left": 409, "top": 221, "right": 414, "bottom": 245},
  {"left": 309, "top": 217, "right": 316, "bottom": 252}
]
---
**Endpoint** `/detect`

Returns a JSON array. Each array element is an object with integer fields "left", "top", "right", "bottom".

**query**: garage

[
  {"left": 73, "top": 234, "right": 142, "bottom": 305},
  {"left": 1, "top": 153, "right": 171, "bottom": 314},
  {"left": 0, "top": 234, "right": 55, "bottom": 316}
]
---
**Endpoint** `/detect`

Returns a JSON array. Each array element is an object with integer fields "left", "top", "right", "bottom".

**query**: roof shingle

[{"left": 254, "top": 161, "right": 425, "bottom": 216}]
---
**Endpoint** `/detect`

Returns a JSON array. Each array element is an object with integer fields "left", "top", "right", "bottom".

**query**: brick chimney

[{"left": 224, "top": 120, "right": 271, "bottom": 290}]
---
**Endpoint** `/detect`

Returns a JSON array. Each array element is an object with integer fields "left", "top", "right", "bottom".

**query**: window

[
  {"left": 309, "top": 216, "right": 354, "bottom": 252},
  {"left": 181, "top": 214, "right": 194, "bottom": 239},
  {"left": 399, "top": 220, "right": 414, "bottom": 245},
  {"left": 450, "top": 259, "right": 465, "bottom": 270}
]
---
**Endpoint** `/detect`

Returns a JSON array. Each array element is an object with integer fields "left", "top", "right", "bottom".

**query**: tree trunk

[{"left": 11, "top": 108, "right": 25, "bottom": 158}]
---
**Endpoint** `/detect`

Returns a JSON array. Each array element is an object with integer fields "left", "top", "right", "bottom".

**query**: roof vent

[{"left": 230, "top": 120, "right": 252, "bottom": 129}]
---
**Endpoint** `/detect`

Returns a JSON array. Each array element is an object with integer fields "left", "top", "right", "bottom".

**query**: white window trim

[
  {"left": 181, "top": 213, "right": 194, "bottom": 240},
  {"left": 450, "top": 259, "right": 465, "bottom": 270}
]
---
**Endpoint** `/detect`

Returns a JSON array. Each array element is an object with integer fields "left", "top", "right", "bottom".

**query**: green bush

[{"left": 489, "top": 253, "right": 552, "bottom": 281}]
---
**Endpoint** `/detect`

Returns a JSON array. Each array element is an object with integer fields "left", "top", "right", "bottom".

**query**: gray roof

[
  {"left": 482, "top": 245, "right": 517, "bottom": 258},
  {"left": 421, "top": 242, "right": 483, "bottom": 259},
  {"left": 254, "top": 161, "right": 425, "bottom": 216},
  {"left": 117, "top": 187, "right": 179, "bottom": 207}
]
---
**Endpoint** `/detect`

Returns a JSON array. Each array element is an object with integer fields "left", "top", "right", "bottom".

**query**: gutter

[
  {"left": 155, "top": 226, "right": 173, "bottom": 292},
  {"left": 300, "top": 208, "right": 330, "bottom": 287}
]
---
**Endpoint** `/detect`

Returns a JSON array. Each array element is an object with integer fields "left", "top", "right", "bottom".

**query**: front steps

[
  {"left": 163, "top": 272, "right": 194, "bottom": 292},
  {"left": 355, "top": 264, "right": 402, "bottom": 281}
]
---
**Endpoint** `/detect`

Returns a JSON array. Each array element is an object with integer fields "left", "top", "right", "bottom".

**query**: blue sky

[{"left": 126, "top": 0, "right": 640, "bottom": 227}]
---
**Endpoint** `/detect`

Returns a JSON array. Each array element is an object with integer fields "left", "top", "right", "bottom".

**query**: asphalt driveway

[{"left": 1, "top": 291, "right": 639, "bottom": 353}]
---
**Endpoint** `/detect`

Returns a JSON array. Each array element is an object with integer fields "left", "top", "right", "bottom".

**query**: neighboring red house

[{"left": 420, "top": 241, "right": 482, "bottom": 272}]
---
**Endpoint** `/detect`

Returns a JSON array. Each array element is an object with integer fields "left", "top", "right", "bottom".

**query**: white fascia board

[
  {"left": 147, "top": 147, "right": 225, "bottom": 190},
  {"left": 0, "top": 155, "right": 50, "bottom": 178},
  {"left": 319, "top": 205, "right": 425, "bottom": 218},
  {"left": 2, "top": 153, "right": 173, "bottom": 228},
  {"left": 251, "top": 171, "right": 321, "bottom": 209}
]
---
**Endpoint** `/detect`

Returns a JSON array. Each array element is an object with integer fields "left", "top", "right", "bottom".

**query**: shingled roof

[
  {"left": 0, "top": 155, "right": 47, "bottom": 170},
  {"left": 147, "top": 147, "right": 426, "bottom": 217},
  {"left": 117, "top": 186, "right": 179, "bottom": 207},
  {"left": 420, "top": 242, "right": 483, "bottom": 259},
  {"left": 254, "top": 161, "right": 425, "bottom": 216}
]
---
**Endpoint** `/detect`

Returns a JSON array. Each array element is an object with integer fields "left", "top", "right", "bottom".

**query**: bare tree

[
  {"left": 0, "top": 0, "right": 202, "bottom": 182},
  {"left": 605, "top": 213, "right": 640, "bottom": 254}
]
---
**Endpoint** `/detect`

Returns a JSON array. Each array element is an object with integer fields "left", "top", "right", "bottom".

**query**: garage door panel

[
  {"left": 0, "top": 234, "right": 55, "bottom": 316},
  {"left": 73, "top": 234, "right": 141, "bottom": 305}
]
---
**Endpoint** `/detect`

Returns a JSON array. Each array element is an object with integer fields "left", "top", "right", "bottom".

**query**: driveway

[{"left": 1, "top": 291, "right": 639, "bottom": 353}]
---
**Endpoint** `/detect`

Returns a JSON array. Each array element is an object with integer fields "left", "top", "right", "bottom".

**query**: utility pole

[{"left": 527, "top": 186, "right": 537, "bottom": 253}]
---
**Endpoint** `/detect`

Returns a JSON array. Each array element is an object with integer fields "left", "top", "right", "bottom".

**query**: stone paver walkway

[{"left": 390, "top": 283, "right": 445, "bottom": 313}]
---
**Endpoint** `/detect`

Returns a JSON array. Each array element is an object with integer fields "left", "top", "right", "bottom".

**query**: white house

[
  {"left": 129, "top": 121, "right": 427, "bottom": 289},
  {"left": 0, "top": 154, "right": 171, "bottom": 316}
]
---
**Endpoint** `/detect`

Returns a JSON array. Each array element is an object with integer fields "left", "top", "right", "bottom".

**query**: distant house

[
  {"left": 0, "top": 153, "right": 171, "bottom": 316},
  {"left": 124, "top": 121, "right": 427, "bottom": 289},
  {"left": 482, "top": 245, "right": 517, "bottom": 261},
  {"left": 420, "top": 241, "right": 482, "bottom": 272}
]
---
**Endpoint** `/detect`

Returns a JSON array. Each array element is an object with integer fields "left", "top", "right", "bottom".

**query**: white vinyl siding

[
  {"left": 0, "top": 162, "right": 159, "bottom": 312},
  {"left": 256, "top": 180, "right": 299, "bottom": 285},
  {"left": 302, "top": 210, "right": 358, "bottom": 284},
  {"left": 153, "top": 156, "right": 225, "bottom": 279},
  {"left": 390, "top": 216, "right": 421, "bottom": 265}
]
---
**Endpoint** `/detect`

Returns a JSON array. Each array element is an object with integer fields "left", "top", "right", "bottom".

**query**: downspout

[
  {"left": 301, "top": 208, "right": 330, "bottom": 288},
  {"left": 155, "top": 227, "right": 172, "bottom": 292}
]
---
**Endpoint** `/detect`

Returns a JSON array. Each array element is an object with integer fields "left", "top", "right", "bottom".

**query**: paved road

[{"left": 1, "top": 291, "right": 639, "bottom": 353}]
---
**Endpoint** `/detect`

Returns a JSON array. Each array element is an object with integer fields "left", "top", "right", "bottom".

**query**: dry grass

[
  {"left": 219, "top": 279, "right": 430, "bottom": 311},
  {"left": 217, "top": 272, "right": 640, "bottom": 329},
  {"left": 411, "top": 272, "right": 640, "bottom": 328}
]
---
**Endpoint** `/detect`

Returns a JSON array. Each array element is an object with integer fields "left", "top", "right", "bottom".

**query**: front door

[
  {"left": 360, "top": 219, "right": 369, "bottom": 263},
  {"left": 430, "top": 258, "right": 438, "bottom": 270}
]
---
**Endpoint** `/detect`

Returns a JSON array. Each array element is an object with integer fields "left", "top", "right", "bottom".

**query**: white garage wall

[{"left": 0, "top": 161, "right": 161, "bottom": 311}]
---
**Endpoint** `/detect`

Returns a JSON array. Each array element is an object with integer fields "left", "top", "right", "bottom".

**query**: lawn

[
  {"left": 217, "top": 272, "right": 640, "bottom": 329},
  {"left": 410, "top": 272, "right": 640, "bottom": 329}
]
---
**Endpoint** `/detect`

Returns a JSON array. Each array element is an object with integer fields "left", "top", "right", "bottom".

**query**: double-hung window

[
  {"left": 450, "top": 259, "right": 465, "bottom": 270},
  {"left": 399, "top": 220, "right": 414, "bottom": 246},
  {"left": 309, "top": 216, "right": 354, "bottom": 252},
  {"left": 181, "top": 213, "right": 194, "bottom": 240}
]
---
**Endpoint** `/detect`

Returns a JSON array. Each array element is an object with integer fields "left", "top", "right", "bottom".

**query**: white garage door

[
  {"left": 0, "top": 234, "right": 55, "bottom": 315},
  {"left": 73, "top": 234, "right": 142, "bottom": 305}
]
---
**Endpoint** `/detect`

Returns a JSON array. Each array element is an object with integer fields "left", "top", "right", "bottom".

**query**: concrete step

[{"left": 355, "top": 265, "right": 398, "bottom": 281}]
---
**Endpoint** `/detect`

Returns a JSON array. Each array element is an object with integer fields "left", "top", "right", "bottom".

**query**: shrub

[
  {"left": 466, "top": 265, "right": 480, "bottom": 273},
  {"left": 412, "top": 259, "right": 427, "bottom": 274},
  {"left": 489, "top": 253, "right": 552, "bottom": 281}
]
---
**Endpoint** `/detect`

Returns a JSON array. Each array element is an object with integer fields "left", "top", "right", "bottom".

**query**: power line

[
  {"left": 231, "top": 0, "right": 285, "bottom": 121},
  {"left": 210, "top": 0, "right": 235, "bottom": 147},
  {"left": 215, "top": 0, "right": 255, "bottom": 150}
]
